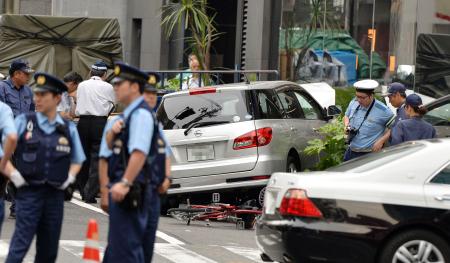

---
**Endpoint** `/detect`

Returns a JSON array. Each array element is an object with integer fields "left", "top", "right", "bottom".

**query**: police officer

[
  {"left": 343, "top": 79, "right": 394, "bottom": 161},
  {"left": 391, "top": 94, "right": 436, "bottom": 145},
  {"left": 6, "top": 73, "right": 86, "bottom": 263},
  {"left": 141, "top": 81, "right": 172, "bottom": 262},
  {"left": 0, "top": 102, "right": 17, "bottom": 236},
  {"left": 0, "top": 59, "right": 35, "bottom": 218},
  {"left": 381, "top": 82, "right": 408, "bottom": 143},
  {"left": 99, "top": 62, "right": 155, "bottom": 263}
]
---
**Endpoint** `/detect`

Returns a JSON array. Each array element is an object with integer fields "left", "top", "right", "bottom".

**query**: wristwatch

[{"left": 120, "top": 178, "right": 132, "bottom": 187}]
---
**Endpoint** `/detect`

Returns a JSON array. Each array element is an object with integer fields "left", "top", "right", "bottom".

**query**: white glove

[
  {"left": 59, "top": 173, "right": 76, "bottom": 190},
  {"left": 10, "top": 170, "right": 27, "bottom": 188}
]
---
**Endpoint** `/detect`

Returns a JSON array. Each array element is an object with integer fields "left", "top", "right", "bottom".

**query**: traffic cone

[{"left": 83, "top": 219, "right": 100, "bottom": 263}]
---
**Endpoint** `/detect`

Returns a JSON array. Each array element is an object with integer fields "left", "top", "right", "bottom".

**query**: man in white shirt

[{"left": 75, "top": 61, "right": 116, "bottom": 203}]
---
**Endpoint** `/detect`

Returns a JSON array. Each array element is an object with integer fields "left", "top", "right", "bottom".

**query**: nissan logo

[{"left": 194, "top": 130, "right": 203, "bottom": 137}]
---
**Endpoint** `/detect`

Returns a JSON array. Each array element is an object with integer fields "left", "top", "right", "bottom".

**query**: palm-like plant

[{"left": 161, "top": 0, "right": 220, "bottom": 71}]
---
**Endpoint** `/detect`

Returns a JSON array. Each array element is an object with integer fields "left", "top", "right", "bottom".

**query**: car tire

[
  {"left": 286, "top": 155, "right": 300, "bottom": 173},
  {"left": 378, "top": 230, "right": 450, "bottom": 263}
]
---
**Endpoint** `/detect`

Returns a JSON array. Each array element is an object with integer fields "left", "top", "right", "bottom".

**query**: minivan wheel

[
  {"left": 378, "top": 230, "right": 450, "bottom": 263},
  {"left": 286, "top": 156, "right": 300, "bottom": 173}
]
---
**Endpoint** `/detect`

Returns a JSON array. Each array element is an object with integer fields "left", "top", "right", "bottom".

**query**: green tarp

[
  {"left": 0, "top": 15, "right": 123, "bottom": 80},
  {"left": 280, "top": 29, "right": 386, "bottom": 79}
]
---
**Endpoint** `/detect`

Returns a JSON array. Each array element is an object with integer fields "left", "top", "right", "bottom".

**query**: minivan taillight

[
  {"left": 279, "top": 189, "right": 322, "bottom": 218},
  {"left": 233, "top": 127, "right": 272, "bottom": 150}
]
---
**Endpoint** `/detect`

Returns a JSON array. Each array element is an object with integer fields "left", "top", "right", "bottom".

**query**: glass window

[
  {"left": 255, "top": 90, "right": 283, "bottom": 119},
  {"left": 423, "top": 101, "right": 450, "bottom": 126},
  {"left": 293, "top": 91, "right": 322, "bottom": 120},
  {"left": 327, "top": 142, "right": 425, "bottom": 173},
  {"left": 276, "top": 90, "right": 303, "bottom": 118},
  {"left": 430, "top": 163, "right": 450, "bottom": 185},
  {"left": 157, "top": 90, "right": 251, "bottom": 130}
]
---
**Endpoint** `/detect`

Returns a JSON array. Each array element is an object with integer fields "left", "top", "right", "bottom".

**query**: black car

[
  {"left": 256, "top": 140, "right": 450, "bottom": 263},
  {"left": 424, "top": 94, "right": 450, "bottom": 138}
]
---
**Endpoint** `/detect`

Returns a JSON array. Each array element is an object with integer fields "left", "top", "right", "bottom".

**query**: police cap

[
  {"left": 353, "top": 79, "right": 379, "bottom": 93},
  {"left": 143, "top": 71, "right": 161, "bottom": 93},
  {"left": 405, "top": 94, "right": 423, "bottom": 107},
  {"left": 91, "top": 60, "right": 108, "bottom": 71},
  {"left": 111, "top": 62, "right": 149, "bottom": 86},
  {"left": 10, "top": 59, "right": 34, "bottom": 75},
  {"left": 382, "top": 82, "right": 406, "bottom": 97},
  {"left": 34, "top": 72, "right": 68, "bottom": 94}
]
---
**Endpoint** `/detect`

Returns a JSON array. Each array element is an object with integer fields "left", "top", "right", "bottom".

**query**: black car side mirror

[{"left": 327, "top": 105, "right": 342, "bottom": 117}]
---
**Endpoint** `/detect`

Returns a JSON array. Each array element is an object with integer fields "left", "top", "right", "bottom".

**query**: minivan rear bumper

[
  {"left": 168, "top": 178, "right": 269, "bottom": 194},
  {"left": 167, "top": 154, "right": 283, "bottom": 195}
]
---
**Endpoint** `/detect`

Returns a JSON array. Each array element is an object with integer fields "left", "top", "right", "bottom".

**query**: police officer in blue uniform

[
  {"left": 0, "top": 102, "right": 18, "bottom": 236},
  {"left": 0, "top": 59, "right": 36, "bottom": 218},
  {"left": 391, "top": 94, "right": 436, "bottom": 145},
  {"left": 6, "top": 73, "right": 86, "bottom": 263},
  {"left": 382, "top": 82, "right": 408, "bottom": 144},
  {"left": 99, "top": 62, "right": 155, "bottom": 263},
  {"left": 343, "top": 79, "right": 394, "bottom": 161},
  {"left": 142, "top": 79, "right": 172, "bottom": 263}
]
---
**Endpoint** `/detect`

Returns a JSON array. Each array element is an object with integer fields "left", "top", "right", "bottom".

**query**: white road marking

[
  {"left": 155, "top": 243, "right": 218, "bottom": 263},
  {"left": 156, "top": 231, "right": 185, "bottom": 245},
  {"left": 59, "top": 240, "right": 105, "bottom": 259},
  {"left": 71, "top": 192, "right": 186, "bottom": 245},
  {"left": 223, "top": 246, "right": 264, "bottom": 262},
  {"left": 0, "top": 240, "right": 9, "bottom": 257}
]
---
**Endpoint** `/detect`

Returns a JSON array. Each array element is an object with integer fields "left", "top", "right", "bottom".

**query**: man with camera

[{"left": 343, "top": 79, "right": 394, "bottom": 161}]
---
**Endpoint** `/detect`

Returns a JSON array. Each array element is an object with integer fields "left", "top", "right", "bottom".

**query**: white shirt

[{"left": 75, "top": 76, "right": 116, "bottom": 116}]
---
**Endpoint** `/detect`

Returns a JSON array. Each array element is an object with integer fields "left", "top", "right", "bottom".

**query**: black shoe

[
  {"left": 84, "top": 198, "right": 97, "bottom": 204},
  {"left": 9, "top": 210, "right": 16, "bottom": 219}
]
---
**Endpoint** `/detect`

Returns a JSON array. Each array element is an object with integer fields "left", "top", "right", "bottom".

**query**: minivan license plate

[{"left": 187, "top": 145, "right": 215, "bottom": 162}]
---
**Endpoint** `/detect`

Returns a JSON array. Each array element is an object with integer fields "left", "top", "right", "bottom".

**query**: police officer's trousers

[
  {"left": 0, "top": 197, "right": 4, "bottom": 237},
  {"left": 103, "top": 186, "right": 152, "bottom": 263},
  {"left": 6, "top": 185, "right": 65, "bottom": 263},
  {"left": 143, "top": 188, "right": 160, "bottom": 263}
]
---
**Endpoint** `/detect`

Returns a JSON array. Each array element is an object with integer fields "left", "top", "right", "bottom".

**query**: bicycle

[{"left": 167, "top": 203, "right": 262, "bottom": 230}]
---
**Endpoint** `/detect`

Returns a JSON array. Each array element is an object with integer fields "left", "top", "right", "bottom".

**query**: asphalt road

[{"left": 0, "top": 193, "right": 264, "bottom": 263}]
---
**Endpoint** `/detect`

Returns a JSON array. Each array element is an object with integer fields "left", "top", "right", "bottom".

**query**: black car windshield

[
  {"left": 327, "top": 142, "right": 425, "bottom": 173},
  {"left": 157, "top": 90, "right": 252, "bottom": 130}
]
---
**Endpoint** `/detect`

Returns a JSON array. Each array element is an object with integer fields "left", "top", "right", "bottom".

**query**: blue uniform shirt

[
  {"left": 0, "top": 102, "right": 17, "bottom": 158},
  {"left": 392, "top": 104, "right": 408, "bottom": 128},
  {"left": 99, "top": 100, "right": 172, "bottom": 159},
  {"left": 0, "top": 79, "right": 34, "bottom": 117},
  {"left": 345, "top": 98, "right": 394, "bottom": 151},
  {"left": 391, "top": 117, "right": 436, "bottom": 145},
  {"left": 15, "top": 112, "right": 86, "bottom": 164}
]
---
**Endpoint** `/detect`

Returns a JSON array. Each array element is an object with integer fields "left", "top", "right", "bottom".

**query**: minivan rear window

[{"left": 157, "top": 90, "right": 252, "bottom": 130}]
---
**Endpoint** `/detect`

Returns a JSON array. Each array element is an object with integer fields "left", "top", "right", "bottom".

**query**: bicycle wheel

[{"left": 167, "top": 208, "right": 209, "bottom": 225}]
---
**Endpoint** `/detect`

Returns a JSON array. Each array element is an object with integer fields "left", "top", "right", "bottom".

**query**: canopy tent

[
  {"left": 415, "top": 33, "right": 450, "bottom": 98},
  {"left": 280, "top": 29, "right": 386, "bottom": 79},
  {"left": 0, "top": 15, "right": 123, "bottom": 80}
]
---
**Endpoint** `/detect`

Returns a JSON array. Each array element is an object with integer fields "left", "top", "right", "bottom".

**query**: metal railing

[{"left": 148, "top": 70, "right": 279, "bottom": 91}]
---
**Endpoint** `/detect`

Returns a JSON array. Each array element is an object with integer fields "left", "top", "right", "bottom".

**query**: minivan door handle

[{"left": 435, "top": 195, "right": 450, "bottom": 201}]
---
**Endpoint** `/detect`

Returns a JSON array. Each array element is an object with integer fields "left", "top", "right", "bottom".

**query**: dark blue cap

[
  {"left": 382, "top": 82, "right": 406, "bottom": 97},
  {"left": 405, "top": 94, "right": 423, "bottom": 107},
  {"left": 91, "top": 60, "right": 108, "bottom": 71},
  {"left": 34, "top": 72, "right": 68, "bottom": 94},
  {"left": 111, "top": 62, "right": 151, "bottom": 86},
  {"left": 143, "top": 71, "right": 161, "bottom": 93},
  {"left": 10, "top": 59, "right": 34, "bottom": 74}
]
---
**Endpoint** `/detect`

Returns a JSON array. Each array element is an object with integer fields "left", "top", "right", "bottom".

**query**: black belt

[{"left": 79, "top": 115, "right": 108, "bottom": 119}]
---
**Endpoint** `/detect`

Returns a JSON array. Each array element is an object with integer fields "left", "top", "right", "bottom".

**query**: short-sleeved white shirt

[{"left": 75, "top": 76, "right": 115, "bottom": 116}]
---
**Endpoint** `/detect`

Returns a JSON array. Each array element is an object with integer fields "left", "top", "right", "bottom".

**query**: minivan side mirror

[{"left": 327, "top": 105, "right": 342, "bottom": 117}]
